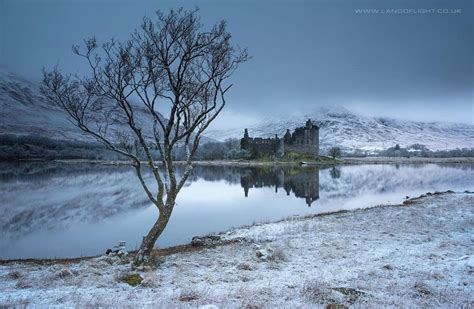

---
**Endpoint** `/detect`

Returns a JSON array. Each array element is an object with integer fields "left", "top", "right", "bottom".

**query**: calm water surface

[{"left": 0, "top": 162, "right": 472, "bottom": 259}]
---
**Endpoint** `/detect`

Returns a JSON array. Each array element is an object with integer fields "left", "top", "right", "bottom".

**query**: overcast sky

[{"left": 1, "top": 0, "right": 473, "bottom": 127}]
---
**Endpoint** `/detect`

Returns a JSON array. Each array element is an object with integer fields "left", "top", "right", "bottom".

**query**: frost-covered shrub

[
  {"left": 301, "top": 281, "right": 333, "bottom": 303},
  {"left": 7, "top": 270, "right": 22, "bottom": 280},
  {"left": 268, "top": 247, "right": 287, "bottom": 262},
  {"left": 140, "top": 271, "right": 159, "bottom": 288}
]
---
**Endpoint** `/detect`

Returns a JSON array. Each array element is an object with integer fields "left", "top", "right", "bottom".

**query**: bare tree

[
  {"left": 328, "top": 146, "right": 341, "bottom": 160},
  {"left": 41, "top": 8, "right": 248, "bottom": 264}
]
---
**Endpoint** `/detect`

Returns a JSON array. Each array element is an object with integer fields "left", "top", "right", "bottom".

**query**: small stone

[
  {"left": 237, "top": 262, "right": 252, "bottom": 270},
  {"left": 256, "top": 249, "right": 271, "bottom": 260}
]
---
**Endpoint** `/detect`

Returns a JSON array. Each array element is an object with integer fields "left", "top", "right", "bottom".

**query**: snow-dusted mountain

[
  {"left": 207, "top": 106, "right": 474, "bottom": 151},
  {"left": 0, "top": 68, "right": 215, "bottom": 146},
  {"left": 0, "top": 67, "right": 91, "bottom": 141},
  {"left": 1, "top": 68, "right": 472, "bottom": 152},
  {"left": 0, "top": 67, "right": 168, "bottom": 143}
]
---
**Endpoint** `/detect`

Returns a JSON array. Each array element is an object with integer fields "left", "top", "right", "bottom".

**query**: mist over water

[{"left": 0, "top": 162, "right": 472, "bottom": 259}]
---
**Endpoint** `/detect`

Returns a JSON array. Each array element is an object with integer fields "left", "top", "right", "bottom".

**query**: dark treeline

[
  {"left": 1, "top": 135, "right": 472, "bottom": 161},
  {"left": 176, "top": 139, "right": 249, "bottom": 161},
  {"left": 0, "top": 134, "right": 123, "bottom": 160},
  {"left": 379, "top": 144, "right": 474, "bottom": 158},
  {"left": 0, "top": 134, "right": 249, "bottom": 161}
]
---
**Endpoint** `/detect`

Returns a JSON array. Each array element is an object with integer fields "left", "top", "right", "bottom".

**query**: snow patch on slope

[{"left": 207, "top": 106, "right": 474, "bottom": 151}]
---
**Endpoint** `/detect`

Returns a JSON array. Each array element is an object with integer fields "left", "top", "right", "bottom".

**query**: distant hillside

[
  {"left": 206, "top": 106, "right": 474, "bottom": 151},
  {"left": 0, "top": 68, "right": 214, "bottom": 159},
  {"left": 0, "top": 68, "right": 90, "bottom": 142},
  {"left": 0, "top": 67, "right": 169, "bottom": 141},
  {"left": 1, "top": 68, "right": 472, "bottom": 154}
]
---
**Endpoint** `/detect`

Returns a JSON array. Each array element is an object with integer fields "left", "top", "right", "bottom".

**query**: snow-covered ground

[{"left": 0, "top": 192, "right": 473, "bottom": 307}]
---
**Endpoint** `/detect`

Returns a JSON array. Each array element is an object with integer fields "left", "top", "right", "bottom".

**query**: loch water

[{"left": 0, "top": 162, "right": 472, "bottom": 259}]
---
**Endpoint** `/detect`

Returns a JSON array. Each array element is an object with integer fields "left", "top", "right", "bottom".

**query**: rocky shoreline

[{"left": 14, "top": 156, "right": 472, "bottom": 167}]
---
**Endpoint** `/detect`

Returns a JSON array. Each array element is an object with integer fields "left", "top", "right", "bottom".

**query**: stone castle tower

[{"left": 241, "top": 119, "right": 319, "bottom": 158}]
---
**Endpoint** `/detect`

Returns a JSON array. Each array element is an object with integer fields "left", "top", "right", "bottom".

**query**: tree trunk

[{"left": 133, "top": 208, "right": 172, "bottom": 265}]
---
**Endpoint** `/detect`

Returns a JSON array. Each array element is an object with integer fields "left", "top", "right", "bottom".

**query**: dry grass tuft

[
  {"left": 15, "top": 278, "right": 32, "bottom": 289},
  {"left": 55, "top": 268, "right": 73, "bottom": 279},
  {"left": 7, "top": 270, "right": 22, "bottom": 280},
  {"left": 179, "top": 289, "right": 200, "bottom": 302},
  {"left": 414, "top": 282, "right": 432, "bottom": 296}
]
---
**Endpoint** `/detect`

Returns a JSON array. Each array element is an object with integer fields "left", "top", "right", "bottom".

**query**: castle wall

[
  {"left": 285, "top": 127, "right": 319, "bottom": 156},
  {"left": 243, "top": 137, "right": 281, "bottom": 157},
  {"left": 241, "top": 119, "right": 319, "bottom": 158},
  {"left": 285, "top": 143, "right": 318, "bottom": 156}
]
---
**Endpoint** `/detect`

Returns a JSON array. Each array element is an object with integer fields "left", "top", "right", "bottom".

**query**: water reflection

[
  {"left": 0, "top": 162, "right": 472, "bottom": 259},
  {"left": 330, "top": 166, "right": 341, "bottom": 179},
  {"left": 241, "top": 167, "right": 320, "bottom": 206}
]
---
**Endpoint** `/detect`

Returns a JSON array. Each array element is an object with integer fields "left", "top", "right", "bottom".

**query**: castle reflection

[{"left": 240, "top": 167, "right": 320, "bottom": 206}]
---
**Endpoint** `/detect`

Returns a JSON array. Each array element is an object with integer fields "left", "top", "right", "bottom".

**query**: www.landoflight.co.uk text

[{"left": 355, "top": 8, "right": 462, "bottom": 14}]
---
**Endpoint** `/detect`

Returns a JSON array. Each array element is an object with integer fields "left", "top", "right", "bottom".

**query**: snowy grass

[{"left": 0, "top": 192, "right": 473, "bottom": 307}]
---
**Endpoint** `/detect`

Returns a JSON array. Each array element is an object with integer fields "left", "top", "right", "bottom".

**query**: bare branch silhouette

[{"left": 41, "top": 7, "right": 248, "bottom": 263}]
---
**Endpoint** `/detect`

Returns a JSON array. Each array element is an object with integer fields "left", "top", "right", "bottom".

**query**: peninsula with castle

[{"left": 240, "top": 119, "right": 320, "bottom": 160}]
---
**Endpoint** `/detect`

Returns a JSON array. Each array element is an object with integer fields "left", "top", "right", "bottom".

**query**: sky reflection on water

[{"left": 0, "top": 162, "right": 472, "bottom": 259}]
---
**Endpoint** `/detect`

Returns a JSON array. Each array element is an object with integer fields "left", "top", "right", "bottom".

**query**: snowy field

[{"left": 0, "top": 192, "right": 473, "bottom": 308}]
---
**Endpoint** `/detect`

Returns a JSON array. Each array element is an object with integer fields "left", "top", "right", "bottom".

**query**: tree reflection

[{"left": 330, "top": 166, "right": 341, "bottom": 179}]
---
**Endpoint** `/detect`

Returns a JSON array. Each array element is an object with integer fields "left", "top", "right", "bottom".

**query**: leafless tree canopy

[
  {"left": 41, "top": 8, "right": 248, "bottom": 261},
  {"left": 329, "top": 146, "right": 341, "bottom": 159}
]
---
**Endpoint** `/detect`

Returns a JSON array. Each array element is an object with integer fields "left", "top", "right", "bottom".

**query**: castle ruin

[{"left": 240, "top": 119, "right": 319, "bottom": 158}]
